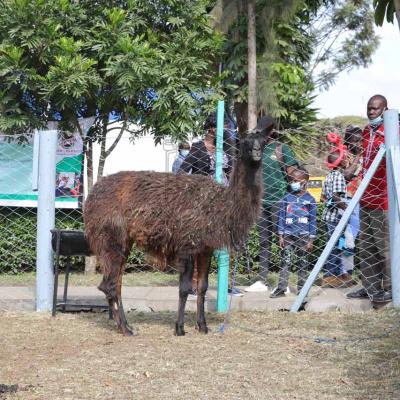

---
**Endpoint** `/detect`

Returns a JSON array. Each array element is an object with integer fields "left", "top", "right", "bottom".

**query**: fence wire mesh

[{"left": 0, "top": 123, "right": 393, "bottom": 305}]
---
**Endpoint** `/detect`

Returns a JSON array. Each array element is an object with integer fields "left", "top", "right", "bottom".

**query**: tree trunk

[
  {"left": 247, "top": 0, "right": 257, "bottom": 132},
  {"left": 97, "top": 120, "right": 127, "bottom": 181},
  {"left": 97, "top": 122, "right": 108, "bottom": 181},
  {"left": 234, "top": 101, "right": 248, "bottom": 138},
  {"left": 85, "top": 138, "right": 94, "bottom": 194},
  {"left": 84, "top": 138, "right": 97, "bottom": 274},
  {"left": 84, "top": 255, "right": 98, "bottom": 274}
]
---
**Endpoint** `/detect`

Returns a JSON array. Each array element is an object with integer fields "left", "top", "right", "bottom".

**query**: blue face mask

[
  {"left": 290, "top": 182, "right": 302, "bottom": 192},
  {"left": 180, "top": 150, "right": 189, "bottom": 157},
  {"left": 368, "top": 115, "right": 383, "bottom": 128}
]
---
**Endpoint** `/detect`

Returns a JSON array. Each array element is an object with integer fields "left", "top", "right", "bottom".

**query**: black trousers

[{"left": 258, "top": 203, "right": 279, "bottom": 282}]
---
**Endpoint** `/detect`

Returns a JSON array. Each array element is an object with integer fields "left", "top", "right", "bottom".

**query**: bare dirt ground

[{"left": 0, "top": 309, "right": 399, "bottom": 400}]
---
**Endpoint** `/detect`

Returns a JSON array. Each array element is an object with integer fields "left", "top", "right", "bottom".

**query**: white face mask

[
  {"left": 368, "top": 114, "right": 384, "bottom": 127},
  {"left": 180, "top": 150, "right": 189, "bottom": 157},
  {"left": 290, "top": 182, "right": 302, "bottom": 192}
]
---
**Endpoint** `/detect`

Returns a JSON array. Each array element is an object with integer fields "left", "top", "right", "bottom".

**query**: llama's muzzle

[{"left": 252, "top": 140, "right": 262, "bottom": 161}]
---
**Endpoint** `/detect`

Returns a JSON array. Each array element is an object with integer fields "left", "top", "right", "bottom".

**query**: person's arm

[
  {"left": 278, "top": 196, "right": 287, "bottom": 248},
  {"left": 343, "top": 153, "right": 361, "bottom": 181},
  {"left": 309, "top": 196, "right": 317, "bottom": 240},
  {"left": 332, "top": 171, "right": 347, "bottom": 210},
  {"left": 178, "top": 144, "right": 197, "bottom": 174}
]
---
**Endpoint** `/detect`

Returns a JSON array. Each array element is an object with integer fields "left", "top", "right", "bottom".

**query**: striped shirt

[{"left": 322, "top": 169, "right": 347, "bottom": 222}]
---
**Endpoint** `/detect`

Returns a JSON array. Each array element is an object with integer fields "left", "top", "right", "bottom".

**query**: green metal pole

[{"left": 215, "top": 100, "right": 229, "bottom": 312}]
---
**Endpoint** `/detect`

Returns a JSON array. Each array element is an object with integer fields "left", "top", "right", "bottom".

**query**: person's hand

[
  {"left": 305, "top": 240, "right": 314, "bottom": 252},
  {"left": 344, "top": 230, "right": 355, "bottom": 249},
  {"left": 279, "top": 235, "right": 285, "bottom": 249}
]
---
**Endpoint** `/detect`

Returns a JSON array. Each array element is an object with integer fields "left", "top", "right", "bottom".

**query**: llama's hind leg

[
  {"left": 175, "top": 255, "right": 194, "bottom": 336},
  {"left": 196, "top": 252, "right": 211, "bottom": 334},
  {"left": 98, "top": 255, "right": 134, "bottom": 336}
]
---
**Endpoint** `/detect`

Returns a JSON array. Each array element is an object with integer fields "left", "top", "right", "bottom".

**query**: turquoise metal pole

[{"left": 215, "top": 100, "right": 229, "bottom": 312}]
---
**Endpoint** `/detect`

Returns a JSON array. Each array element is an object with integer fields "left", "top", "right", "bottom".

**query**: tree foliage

[
  {"left": 0, "top": 0, "right": 223, "bottom": 142},
  {"left": 308, "top": 0, "right": 379, "bottom": 90},
  {"left": 373, "top": 0, "right": 400, "bottom": 29}
]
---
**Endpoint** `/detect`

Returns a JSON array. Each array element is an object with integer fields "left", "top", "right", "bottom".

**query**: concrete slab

[
  {"left": 305, "top": 287, "right": 373, "bottom": 312},
  {"left": 0, "top": 285, "right": 386, "bottom": 314}
]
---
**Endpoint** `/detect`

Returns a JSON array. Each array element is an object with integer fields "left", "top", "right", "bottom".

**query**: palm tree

[
  {"left": 211, "top": 0, "right": 257, "bottom": 130},
  {"left": 210, "top": 0, "right": 299, "bottom": 133},
  {"left": 373, "top": 0, "right": 400, "bottom": 31}
]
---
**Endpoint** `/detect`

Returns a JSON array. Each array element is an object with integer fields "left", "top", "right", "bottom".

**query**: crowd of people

[{"left": 172, "top": 94, "right": 393, "bottom": 304}]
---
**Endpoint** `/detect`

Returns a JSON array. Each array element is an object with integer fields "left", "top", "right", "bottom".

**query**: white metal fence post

[
  {"left": 35, "top": 129, "right": 58, "bottom": 311},
  {"left": 384, "top": 109, "right": 400, "bottom": 307}
]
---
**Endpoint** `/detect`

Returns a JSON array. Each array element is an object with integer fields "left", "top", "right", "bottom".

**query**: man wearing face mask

[
  {"left": 347, "top": 94, "right": 392, "bottom": 302},
  {"left": 245, "top": 117, "right": 299, "bottom": 293},
  {"left": 172, "top": 142, "right": 191, "bottom": 174}
]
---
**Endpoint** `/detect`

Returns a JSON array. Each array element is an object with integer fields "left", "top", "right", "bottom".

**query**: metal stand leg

[
  {"left": 52, "top": 230, "right": 61, "bottom": 317},
  {"left": 62, "top": 257, "right": 71, "bottom": 312}
]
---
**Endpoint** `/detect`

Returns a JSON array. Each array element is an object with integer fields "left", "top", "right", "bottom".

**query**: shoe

[
  {"left": 322, "top": 275, "right": 342, "bottom": 288},
  {"left": 270, "top": 287, "right": 286, "bottom": 298},
  {"left": 244, "top": 280, "right": 269, "bottom": 292},
  {"left": 370, "top": 291, "right": 392, "bottom": 302},
  {"left": 346, "top": 287, "right": 368, "bottom": 299},
  {"left": 228, "top": 287, "right": 243, "bottom": 297},
  {"left": 338, "top": 273, "right": 357, "bottom": 287}
]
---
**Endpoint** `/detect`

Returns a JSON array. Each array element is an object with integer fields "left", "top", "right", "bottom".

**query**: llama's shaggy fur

[{"left": 84, "top": 132, "right": 267, "bottom": 336}]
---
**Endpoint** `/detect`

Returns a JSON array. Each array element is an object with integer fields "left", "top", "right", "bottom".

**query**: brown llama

[{"left": 83, "top": 130, "right": 270, "bottom": 336}]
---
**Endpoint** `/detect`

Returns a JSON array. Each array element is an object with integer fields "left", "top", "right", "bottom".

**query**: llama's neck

[{"left": 226, "top": 159, "right": 263, "bottom": 246}]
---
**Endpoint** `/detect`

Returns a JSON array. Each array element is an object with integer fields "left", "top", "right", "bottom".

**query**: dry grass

[{"left": 0, "top": 309, "right": 399, "bottom": 400}]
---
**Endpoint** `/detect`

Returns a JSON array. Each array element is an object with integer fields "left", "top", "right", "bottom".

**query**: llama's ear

[{"left": 255, "top": 115, "right": 276, "bottom": 135}]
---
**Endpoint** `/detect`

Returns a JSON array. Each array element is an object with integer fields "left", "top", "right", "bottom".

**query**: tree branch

[{"left": 105, "top": 119, "right": 127, "bottom": 159}]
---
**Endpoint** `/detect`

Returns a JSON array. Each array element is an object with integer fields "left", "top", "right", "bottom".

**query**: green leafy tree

[
  {"left": 373, "top": 0, "right": 400, "bottom": 31},
  {"left": 0, "top": 0, "right": 223, "bottom": 186}
]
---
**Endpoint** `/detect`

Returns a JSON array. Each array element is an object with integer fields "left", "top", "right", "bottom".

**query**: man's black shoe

[
  {"left": 346, "top": 287, "right": 368, "bottom": 299},
  {"left": 370, "top": 291, "right": 392, "bottom": 302},
  {"left": 270, "top": 287, "right": 286, "bottom": 298}
]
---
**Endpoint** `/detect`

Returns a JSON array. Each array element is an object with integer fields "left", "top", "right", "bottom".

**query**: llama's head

[{"left": 238, "top": 132, "right": 268, "bottom": 168}]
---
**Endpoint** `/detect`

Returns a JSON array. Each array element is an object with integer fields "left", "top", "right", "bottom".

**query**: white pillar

[
  {"left": 36, "top": 130, "right": 58, "bottom": 311},
  {"left": 384, "top": 109, "right": 400, "bottom": 307}
]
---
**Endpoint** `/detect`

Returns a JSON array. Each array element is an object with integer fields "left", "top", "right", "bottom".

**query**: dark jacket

[{"left": 179, "top": 140, "right": 232, "bottom": 178}]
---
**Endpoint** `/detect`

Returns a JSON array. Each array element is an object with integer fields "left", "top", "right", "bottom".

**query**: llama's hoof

[
  {"left": 196, "top": 322, "right": 208, "bottom": 334},
  {"left": 175, "top": 322, "right": 185, "bottom": 336},
  {"left": 118, "top": 324, "right": 137, "bottom": 337},
  {"left": 121, "top": 327, "right": 137, "bottom": 337}
]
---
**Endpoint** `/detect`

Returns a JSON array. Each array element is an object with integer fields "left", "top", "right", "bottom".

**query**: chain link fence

[{"left": 0, "top": 122, "right": 394, "bottom": 306}]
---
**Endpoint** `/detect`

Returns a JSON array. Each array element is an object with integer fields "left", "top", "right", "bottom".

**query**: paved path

[{"left": 0, "top": 285, "right": 377, "bottom": 313}]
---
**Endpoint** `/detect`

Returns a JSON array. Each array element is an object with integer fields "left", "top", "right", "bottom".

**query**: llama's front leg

[
  {"left": 196, "top": 253, "right": 211, "bottom": 334},
  {"left": 175, "top": 255, "right": 194, "bottom": 336}
]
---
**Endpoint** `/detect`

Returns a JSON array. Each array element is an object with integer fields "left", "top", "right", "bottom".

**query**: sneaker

[
  {"left": 370, "top": 291, "right": 392, "bottom": 302},
  {"left": 338, "top": 273, "right": 357, "bottom": 287},
  {"left": 244, "top": 280, "right": 269, "bottom": 293},
  {"left": 270, "top": 287, "right": 286, "bottom": 298},
  {"left": 228, "top": 287, "right": 243, "bottom": 297},
  {"left": 346, "top": 287, "right": 368, "bottom": 299},
  {"left": 321, "top": 275, "right": 342, "bottom": 288}
]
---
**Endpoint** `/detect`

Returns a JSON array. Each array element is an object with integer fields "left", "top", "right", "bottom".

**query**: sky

[{"left": 313, "top": 22, "right": 400, "bottom": 119}]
